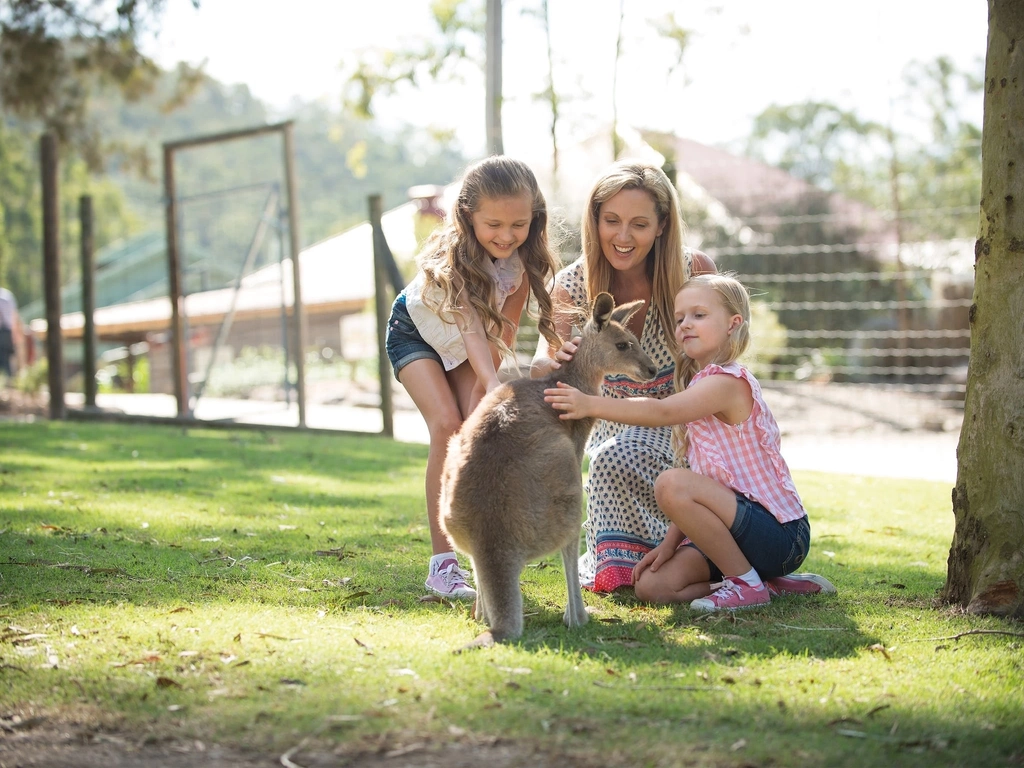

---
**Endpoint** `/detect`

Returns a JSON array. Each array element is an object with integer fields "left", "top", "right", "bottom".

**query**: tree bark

[{"left": 943, "top": 0, "right": 1024, "bottom": 618}]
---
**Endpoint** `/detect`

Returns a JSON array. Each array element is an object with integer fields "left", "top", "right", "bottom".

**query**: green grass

[{"left": 1, "top": 420, "right": 1022, "bottom": 767}]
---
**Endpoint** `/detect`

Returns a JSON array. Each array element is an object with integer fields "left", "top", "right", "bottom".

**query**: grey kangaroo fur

[{"left": 439, "top": 292, "right": 657, "bottom": 649}]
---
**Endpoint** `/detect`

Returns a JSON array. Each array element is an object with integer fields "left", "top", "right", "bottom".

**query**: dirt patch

[{"left": 1, "top": 711, "right": 592, "bottom": 768}]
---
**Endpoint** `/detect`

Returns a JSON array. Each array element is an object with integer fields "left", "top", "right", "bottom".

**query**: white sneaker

[{"left": 425, "top": 558, "right": 476, "bottom": 599}]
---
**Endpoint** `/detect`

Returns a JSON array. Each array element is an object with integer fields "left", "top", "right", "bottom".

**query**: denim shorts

[
  {"left": 684, "top": 494, "right": 810, "bottom": 582},
  {"left": 385, "top": 292, "right": 442, "bottom": 381}
]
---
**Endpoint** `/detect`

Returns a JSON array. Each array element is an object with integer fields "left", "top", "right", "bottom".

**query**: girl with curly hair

[{"left": 386, "top": 155, "right": 562, "bottom": 598}]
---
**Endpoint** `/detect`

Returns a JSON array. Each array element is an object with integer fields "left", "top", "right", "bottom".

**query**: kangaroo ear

[
  {"left": 592, "top": 292, "right": 615, "bottom": 331},
  {"left": 611, "top": 299, "right": 645, "bottom": 327}
]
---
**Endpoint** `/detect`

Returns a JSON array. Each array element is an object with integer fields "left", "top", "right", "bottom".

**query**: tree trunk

[
  {"left": 485, "top": 0, "right": 504, "bottom": 156},
  {"left": 943, "top": 0, "right": 1024, "bottom": 618}
]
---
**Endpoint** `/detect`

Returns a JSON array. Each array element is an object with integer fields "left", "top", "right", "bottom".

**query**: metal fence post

[
  {"left": 282, "top": 121, "right": 307, "bottom": 427},
  {"left": 40, "top": 133, "right": 65, "bottom": 420},
  {"left": 80, "top": 195, "right": 97, "bottom": 409}
]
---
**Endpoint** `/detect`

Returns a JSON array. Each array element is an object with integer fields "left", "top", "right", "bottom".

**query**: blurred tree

[
  {"left": 746, "top": 101, "right": 887, "bottom": 192},
  {"left": 943, "top": 0, "right": 1024, "bottom": 619},
  {"left": 650, "top": 10, "right": 695, "bottom": 172},
  {"left": 0, "top": 121, "right": 39, "bottom": 303},
  {"left": 746, "top": 57, "right": 983, "bottom": 242},
  {"left": 895, "top": 55, "right": 984, "bottom": 241},
  {"left": 3, "top": 62, "right": 467, "bottom": 310},
  {"left": 1, "top": 0, "right": 204, "bottom": 310},
  {"left": 1, "top": 120, "right": 143, "bottom": 312},
  {"left": 610, "top": 0, "right": 624, "bottom": 159},
  {"left": 523, "top": 0, "right": 559, "bottom": 191},
  {"left": 0, "top": 0, "right": 201, "bottom": 168},
  {"left": 341, "top": 1, "right": 484, "bottom": 117}
]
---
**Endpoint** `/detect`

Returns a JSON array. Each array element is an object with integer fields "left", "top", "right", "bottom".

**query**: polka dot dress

[{"left": 556, "top": 253, "right": 694, "bottom": 592}]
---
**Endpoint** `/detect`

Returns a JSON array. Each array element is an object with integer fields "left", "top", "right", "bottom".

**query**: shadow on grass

[{"left": 450, "top": 584, "right": 872, "bottom": 663}]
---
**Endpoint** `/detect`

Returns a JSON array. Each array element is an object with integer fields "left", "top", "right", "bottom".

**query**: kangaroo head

[{"left": 574, "top": 292, "right": 657, "bottom": 389}]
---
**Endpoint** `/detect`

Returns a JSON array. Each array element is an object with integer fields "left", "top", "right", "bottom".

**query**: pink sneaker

[
  {"left": 425, "top": 558, "right": 476, "bottom": 599},
  {"left": 690, "top": 577, "right": 771, "bottom": 612},
  {"left": 766, "top": 573, "right": 836, "bottom": 597}
]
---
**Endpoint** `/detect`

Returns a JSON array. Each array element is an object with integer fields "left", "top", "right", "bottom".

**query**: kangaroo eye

[{"left": 615, "top": 342, "right": 631, "bottom": 351}]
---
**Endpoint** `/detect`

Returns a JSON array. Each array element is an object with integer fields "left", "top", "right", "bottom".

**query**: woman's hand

[{"left": 544, "top": 381, "right": 593, "bottom": 420}]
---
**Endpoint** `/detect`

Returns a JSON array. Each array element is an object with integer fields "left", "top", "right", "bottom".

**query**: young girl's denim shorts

[
  {"left": 685, "top": 494, "right": 810, "bottom": 582},
  {"left": 385, "top": 292, "right": 442, "bottom": 381}
]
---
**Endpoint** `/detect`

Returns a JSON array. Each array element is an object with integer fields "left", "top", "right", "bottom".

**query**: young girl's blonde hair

[
  {"left": 417, "top": 155, "right": 562, "bottom": 359},
  {"left": 671, "top": 273, "right": 752, "bottom": 460},
  {"left": 580, "top": 160, "right": 688, "bottom": 355}
]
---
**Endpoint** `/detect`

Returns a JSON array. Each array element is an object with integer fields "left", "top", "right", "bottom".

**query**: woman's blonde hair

[
  {"left": 671, "top": 273, "right": 752, "bottom": 459},
  {"left": 418, "top": 155, "right": 562, "bottom": 358},
  {"left": 579, "top": 160, "right": 688, "bottom": 354}
]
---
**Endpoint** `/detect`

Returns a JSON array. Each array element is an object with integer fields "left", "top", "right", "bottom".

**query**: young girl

[
  {"left": 386, "top": 155, "right": 562, "bottom": 598},
  {"left": 544, "top": 273, "right": 834, "bottom": 611}
]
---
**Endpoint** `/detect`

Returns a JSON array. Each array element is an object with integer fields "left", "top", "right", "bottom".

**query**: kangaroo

[{"left": 439, "top": 292, "right": 657, "bottom": 649}]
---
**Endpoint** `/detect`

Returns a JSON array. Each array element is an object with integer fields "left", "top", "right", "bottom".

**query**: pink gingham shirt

[{"left": 685, "top": 363, "right": 806, "bottom": 523}]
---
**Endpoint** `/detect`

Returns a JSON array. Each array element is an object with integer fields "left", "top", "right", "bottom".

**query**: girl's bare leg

[
  {"left": 445, "top": 362, "right": 484, "bottom": 421},
  {"left": 654, "top": 468, "right": 753, "bottom": 578},
  {"left": 633, "top": 546, "right": 714, "bottom": 604},
  {"left": 398, "top": 359, "right": 465, "bottom": 554}
]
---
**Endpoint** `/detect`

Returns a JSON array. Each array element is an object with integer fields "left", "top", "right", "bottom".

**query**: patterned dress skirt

[{"left": 579, "top": 422, "right": 675, "bottom": 592}]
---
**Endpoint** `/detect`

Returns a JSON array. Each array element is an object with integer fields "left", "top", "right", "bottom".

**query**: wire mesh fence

[{"left": 47, "top": 130, "right": 973, "bottom": 446}]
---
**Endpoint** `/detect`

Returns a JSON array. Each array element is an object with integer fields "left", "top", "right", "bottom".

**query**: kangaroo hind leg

[
  {"left": 473, "top": 554, "right": 525, "bottom": 644},
  {"left": 560, "top": 537, "right": 589, "bottom": 629}
]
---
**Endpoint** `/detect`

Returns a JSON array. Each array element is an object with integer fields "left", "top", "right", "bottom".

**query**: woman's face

[{"left": 596, "top": 188, "right": 666, "bottom": 275}]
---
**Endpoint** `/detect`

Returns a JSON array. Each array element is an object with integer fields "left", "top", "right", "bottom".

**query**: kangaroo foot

[{"left": 453, "top": 630, "right": 496, "bottom": 654}]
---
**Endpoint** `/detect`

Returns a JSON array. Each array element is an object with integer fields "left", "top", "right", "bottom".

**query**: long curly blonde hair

[
  {"left": 671, "top": 273, "right": 752, "bottom": 460},
  {"left": 580, "top": 160, "right": 689, "bottom": 355},
  {"left": 417, "top": 155, "right": 562, "bottom": 359}
]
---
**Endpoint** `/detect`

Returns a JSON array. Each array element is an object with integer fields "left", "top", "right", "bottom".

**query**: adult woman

[{"left": 532, "top": 159, "right": 716, "bottom": 593}]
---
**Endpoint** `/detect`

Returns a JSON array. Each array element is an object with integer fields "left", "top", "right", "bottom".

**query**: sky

[{"left": 144, "top": 0, "right": 989, "bottom": 173}]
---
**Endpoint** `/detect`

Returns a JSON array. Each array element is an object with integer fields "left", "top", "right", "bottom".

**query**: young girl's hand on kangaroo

[{"left": 544, "top": 381, "right": 593, "bottom": 419}]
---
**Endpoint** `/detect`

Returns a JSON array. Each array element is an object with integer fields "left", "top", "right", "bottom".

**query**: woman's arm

[
  {"left": 544, "top": 373, "right": 752, "bottom": 427},
  {"left": 530, "top": 282, "right": 576, "bottom": 378}
]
